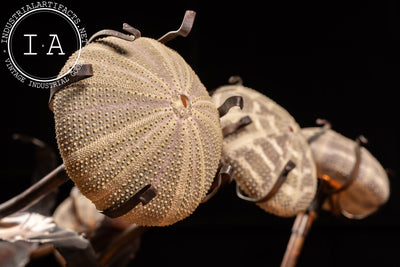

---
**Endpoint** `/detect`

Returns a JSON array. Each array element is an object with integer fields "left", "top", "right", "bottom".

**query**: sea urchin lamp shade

[
  {"left": 212, "top": 84, "right": 317, "bottom": 217},
  {"left": 301, "top": 127, "right": 390, "bottom": 219},
  {"left": 52, "top": 36, "right": 223, "bottom": 226}
]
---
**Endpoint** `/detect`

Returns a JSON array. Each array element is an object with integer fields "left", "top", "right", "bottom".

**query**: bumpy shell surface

[
  {"left": 212, "top": 85, "right": 317, "bottom": 217},
  {"left": 53, "top": 36, "right": 222, "bottom": 226},
  {"left": 301, "top": 127, "right": 390, "bottom": 218}
]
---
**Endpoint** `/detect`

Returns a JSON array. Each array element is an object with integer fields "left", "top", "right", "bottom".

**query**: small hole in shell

[{"left": 180, "top": 95, "right": 188, "bottom": 108}]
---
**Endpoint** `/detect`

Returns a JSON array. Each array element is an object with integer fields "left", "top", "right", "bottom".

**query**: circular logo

[{"left": 2, "top": 3, "right": 87, "bottom": 88}]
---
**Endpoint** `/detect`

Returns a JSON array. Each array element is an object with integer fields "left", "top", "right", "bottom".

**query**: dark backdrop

[{"left": 1, "top": 1, "right": 399, "bottom": 266}]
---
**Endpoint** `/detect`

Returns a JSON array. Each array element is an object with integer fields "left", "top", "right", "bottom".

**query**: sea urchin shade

[
  {"left": 301, "top": 128, "right": 390, "bottom": 219},
  {"left": 52, "top": 36, "right": 222, "bottom": 226},
  {"left": 212, "top": 85, "right": 317, "bottom": 217}
]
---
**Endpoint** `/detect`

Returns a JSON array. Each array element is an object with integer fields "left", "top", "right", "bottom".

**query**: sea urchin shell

[
  {"left": 301, "top": 127, "right": 390, "bottom": 219},
  {"left": 212, "top": 84, "right": 317, "bottom": 217},
  {"left": 52, "top": 36, "right": 222, "bottom": 226}
]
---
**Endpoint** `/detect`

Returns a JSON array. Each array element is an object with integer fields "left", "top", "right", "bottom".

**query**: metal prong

[
  {"left": 88, "top": 29, "right": 136, "bottom": 43},
  {"left": 201, "top": 164, "right": 233, "bottom": 203},
  {"left": 356, "top": 135, "right": 368, "bottom": 146},
  {"left": 49, "top": 64, "right": 93, "bottom": 110},
  {"left": 88, "top": 23, "right": 141, "bottom": 43},
  {"left": 102, "top": 184, "right": 157, "bottom": 218},
  {"left": 228, "top": 76, "right": 243, "bottom": 85},
  {"left": 307, "top": 118, "right": 332, "bottom": 144},
  {"left": 122, "top": 23, "right": 141, "bottom": 38},
  {"left": 222, "top": 116, "right": 252, "bottom": 137},
  {"left": 158, "top": 10, "right": 196, "bottom": 44},
  {"left": 319, "top": 133, "right": 368, "bottom": 219},
  {"left": 236, "top": 160, "right": 296, "bottom": 203},
  {"left": 217, "top": 96, "right": 244, "bottom": 117},
  {"left": 337, "top": 134, "right": 366, "bottom": 193},
  {"left": 315, "top": 118, "right": 331, "bottom": 128}
]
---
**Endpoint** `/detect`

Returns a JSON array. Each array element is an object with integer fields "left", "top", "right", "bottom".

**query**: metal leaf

[
  {"left": 0, "top": 212, "right": 99, "bottom": 266},
  {"left": 0, "top": 240, "right": 37, "bottom": 267}
]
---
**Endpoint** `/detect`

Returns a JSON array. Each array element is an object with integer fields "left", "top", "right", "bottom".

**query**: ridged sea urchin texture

[
  {"left": 301, "top": 127, "right": 390, "bottom": 218},
  {"left": 53, "top": 36, "right": 222, "bottom": 226},
  {"left": 212, "top": 85, "right": 317, "bottom": 217}
]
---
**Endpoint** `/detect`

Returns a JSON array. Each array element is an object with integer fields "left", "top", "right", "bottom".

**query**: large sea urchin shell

[
  {"left": 301, "top": 127, "right": 390, "bottom": 218},
  {"left": 52, "top": 36, "right": 222, "bottom": 226},
  {"left": 212, "top": 85, "right": 317, "bottom": 217}
]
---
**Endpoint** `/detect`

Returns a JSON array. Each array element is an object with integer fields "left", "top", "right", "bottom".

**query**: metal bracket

[
  {"left": 201, "top": 164, "right": 234, "bottom": 203},
  {"left": 217, "top": 96, "right": 244, "bottom": 118},
  {"left": 122, "top": 23, "right": 142, "bottom": 38},
  {"left": 101, "top": 184, "right": 157, "bottom": 218},
  {"left": 88, "top": 23, "right": 141, "bottom": 43},
  {"left": 322, "top": 135, "right": 368, "bottom": 219},
  {"left": 307, "top": 118, "right": 331, "bottom": 144},
  {"left": 236, "top": 160, "right": 296, "bottom": 203},
  {"left": 228, "top": 75, "right": 243, "bottom": 86},
  {"left": 48, "top": 64, "right": 93, "bottom": 110},
  {"left": 158, "top": 10, "right": 196, "bottom": 44},
  {"left": 222, "top": 116, "right": 252, "bottom": 137}
]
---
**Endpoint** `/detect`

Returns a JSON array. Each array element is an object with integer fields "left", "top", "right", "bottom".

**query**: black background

[{"left": 1, "top": 1, "right": 399, "bottom": 266}]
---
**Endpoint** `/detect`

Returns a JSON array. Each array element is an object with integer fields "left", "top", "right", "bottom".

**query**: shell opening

[{"left": 180, "top": 94, "right": 189, "bottom": 108}]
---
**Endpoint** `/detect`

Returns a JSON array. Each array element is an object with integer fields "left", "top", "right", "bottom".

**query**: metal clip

[
  {"left": 101, "top": 184, "right": 157, "bottom": 218},
  {"left": 228, "top": 75, "right": 243, "bottom": 86},
  {"left": 222, "top": 116, "right": 252, "bottom": 137},
  {"left": 158, "top": 10, "right": 196, "bottom": 43},
  {"left": 236, "top": 160, "right": 296, "bottom": 203},
  {"left": 88, "top": 23, "right": 141, "bottom": 43},
  {"left": 217, "top": 96, "right": 244, "bottom": 118},
  {"left": 48, "top": 64, "right": 93, "bottom": 110},
  {"left": 307, "top": 118, "right": 331, "bottom": 144},
  {"left": 201, "top": 164, "right": 234, "bottom": 203}
]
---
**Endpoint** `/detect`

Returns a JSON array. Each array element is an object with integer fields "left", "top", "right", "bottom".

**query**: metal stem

[
  {"left": 280, "top": 210, "right": 317, "bottom": 267},
  {"left": 280, "top": 179, "right": 328, "bottom": 267},
  {"left": 0, "top": 164, "right": 69, "bottom": 220}
]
